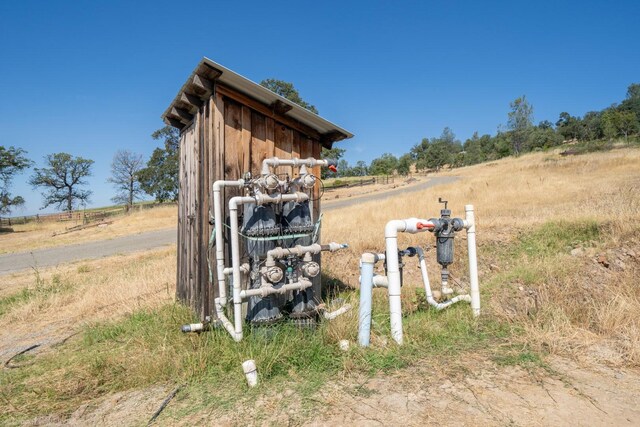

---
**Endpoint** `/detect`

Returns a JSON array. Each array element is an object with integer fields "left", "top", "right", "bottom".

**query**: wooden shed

[{"left": 162, "top": 58, "right": 353, "bottom": 320}]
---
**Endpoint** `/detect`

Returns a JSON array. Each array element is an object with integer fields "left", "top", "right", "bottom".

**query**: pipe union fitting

[
  {"left": 302, "top": 261, "right": 320, "bottom": 278},
  {"left": 302, "top": 173, "right": 317, "bottom": 189},
  {"left": 258, "top": 174, "right": 279, "bottom": 191},
  {"left": 263, "top": 266, "right": 284, "bottom": 283}
]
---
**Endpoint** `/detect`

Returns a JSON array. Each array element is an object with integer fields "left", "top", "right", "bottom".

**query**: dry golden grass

[
  {"left": 322, "top": 147, "right": 640, "bottom": 365},
  {"left": 0, "top": 247, "right": 176, "bottom": 341},
  {"left": 324, "top": 148, "right": 640, "bottom": 253},
  {"left": 2, "top": 147, "right": 640, "bottom": 423},
  {"left": 0, "top": 205, "right": 177, "bottom": 254}
]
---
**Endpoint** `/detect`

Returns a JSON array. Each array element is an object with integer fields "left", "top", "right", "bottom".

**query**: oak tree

[
  {"left": 108, "top": 149, "right": 145, "bottom": 209},
  {"left": 0, "top": 146, "right": 32, "bottom": 214},
  {"left": 29, "top": 153, "right": 94, "bottom": 211}
]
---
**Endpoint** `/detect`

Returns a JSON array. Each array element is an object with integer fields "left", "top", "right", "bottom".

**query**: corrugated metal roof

[{"left": 161, "top": 57, "right": 353, "bottom": 143}]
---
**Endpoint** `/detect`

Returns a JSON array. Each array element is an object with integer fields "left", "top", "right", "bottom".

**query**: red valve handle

[
  {"left": 328, "top": 165, "right": 337, "bottom": 173},
  {"left": 417, "top": 222, "right": 434, "bottom": 230}
]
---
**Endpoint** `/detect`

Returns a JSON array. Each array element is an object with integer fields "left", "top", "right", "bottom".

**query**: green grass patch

[
  {"left": 1, "top": 293, "right": 516, "bottom": 423},
  {"left": 517, "top": 220, "right": 600, "bottom": 258},
  {"left": 493, "top": 348, "right": 545, "bottom": 369},
  {"left": 12, "top": 221, "right": 607, "bottom": 422}
]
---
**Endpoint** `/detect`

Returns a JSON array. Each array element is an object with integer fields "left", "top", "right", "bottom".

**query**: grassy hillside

[{"left": 1, "top": 146, "right": 639, "bottom": 424}]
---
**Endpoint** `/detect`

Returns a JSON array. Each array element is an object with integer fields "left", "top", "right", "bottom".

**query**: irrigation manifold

[
  {"left": 182, "top": 157, "right": 349, "bottom": 341},
  {"left": 358, "top": 198, "right": 480, "bottom": 346}
]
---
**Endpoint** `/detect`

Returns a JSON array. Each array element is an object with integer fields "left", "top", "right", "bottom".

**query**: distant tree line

[{"left": 330, "top": 83, "right": 640, "bottom": 177}]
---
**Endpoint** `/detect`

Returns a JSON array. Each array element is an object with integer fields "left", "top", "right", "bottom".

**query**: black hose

[
  {"left": 147, "top": 385, "right": 182, "bottom": 425},
  {"left": 3, "top": 344, "right": 40, "bottom": 369}
]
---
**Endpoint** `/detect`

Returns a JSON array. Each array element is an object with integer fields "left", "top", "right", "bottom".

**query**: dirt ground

[
  {"left": 309, "top": 357, "right": 640, "bottom": 426},
  {"left": 23, "top": 355, "right": 640, "bottom": 426}
]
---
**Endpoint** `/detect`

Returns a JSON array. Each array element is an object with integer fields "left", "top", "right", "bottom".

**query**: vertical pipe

[
  {"left": 418, "top": 255, "right": 435, "bottom": 304},
  {"left": 358, "top": 253, "right": 376, "bottom": 347},
  {"left": 213, "top": 186, "right": 226, "bottom": 302},
  {"left": 385, "top": 220, "right": 406, "bottom": 345},
  {"left": 226, "top": 193, "right": 309, "bottom": 342},
  {"left": 213, "top": 180, "right": 244, "bottom": 304},
  {"left": 229, "top": 197, "right": 255, "bottom": 339},
  {"left": 465, "top": 205, "right": 481, "bottom": 317}
]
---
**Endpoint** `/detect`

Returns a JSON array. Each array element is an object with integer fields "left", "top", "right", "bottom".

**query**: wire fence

[
  {"left": 325, "top": 176, "right": 396, "bottom": 190},
  {"left": 0, "top": 202, "right": 176, "bottom": 227}
]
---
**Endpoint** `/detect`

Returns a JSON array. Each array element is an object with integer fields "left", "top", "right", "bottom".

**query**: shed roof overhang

[{"left": 161, "top": 57, "right": 353, "bottom": 148}]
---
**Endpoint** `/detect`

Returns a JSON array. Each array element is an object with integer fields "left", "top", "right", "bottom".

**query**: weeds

[
  {"left": 2, "top": 147, "right": 640, "bottom": 422},
  {"left": 494, "top": 348, "right": 545, "bottom": 369},
  {"left": 516, "top": 220, "right": 600, "bottom": 258},
  {"left": 1, "top": 290, "right": 511, "bottom": 421},
  {"left": 0, "top": 270, "right": 72, "bottom": 317}
]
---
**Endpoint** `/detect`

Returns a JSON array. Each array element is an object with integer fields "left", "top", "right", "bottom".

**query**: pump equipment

[
  {"left": 182, "top": 157, "right": 349, "bottom": 341},
  {"left": 358, "top": 200, "right": 480, "bottom": 346}
]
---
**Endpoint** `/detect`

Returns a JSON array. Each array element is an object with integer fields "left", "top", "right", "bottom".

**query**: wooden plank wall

[{"left": 176, "top": 83, "right": 325, "bottom": 318}]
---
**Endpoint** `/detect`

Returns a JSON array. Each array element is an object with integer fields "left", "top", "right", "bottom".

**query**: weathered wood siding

[{"left": 177, "top": 83, "right": 323, "bottom": 318}]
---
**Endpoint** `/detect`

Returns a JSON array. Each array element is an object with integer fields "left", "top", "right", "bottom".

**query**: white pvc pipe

[
  {"left": 358, "top": 253, "right": 376, "bottom": 347},
  {"left": 385, "top": 222, "right": 404, "bottom": 345},
  {"left": 225, "top": 192, "right": 310, "bottom": 341},
  {"left": 266, "top": 242, "right": 346, "bottom": 266},
  {"left": 384, "top": 218, "right": 434, "bottom": 345},
  {"left": 239, "top": 278, "right": 312, "bottom": 299},
  {"left": 323, "top": 303, "right": 352, "bottom": 320},
  {"left": 372, "top": 275, "right": 388, "bottom": 288},
  {"left": 261, "top": 157, "right": 330, "bottom": 175},
  {"left": 418, "top": 253, "right": 471, "bottom": 310},
  {"left": 215, "top": 297, "right": 242, "bottom": 341},
  {"left": 465, "top": 205, "right": 481, "bottom": 317},
  {"left": 229, "top": 196, "right": 255, "bottom": 339},
  {"left": 242, "top": 360, "right": 258, "bottom": 387},
  {"left": 213, "top": 179, "right": 244, "bottom": 305}
]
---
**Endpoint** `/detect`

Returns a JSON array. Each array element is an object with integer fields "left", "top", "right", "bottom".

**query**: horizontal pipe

[
  {"left": 181, "top": 323, "right": 204, "bottom": 333},
  {"left": 261, "top": 157, "right": 331, "bottom": 175},
  {"left": 266, "top": 242, "right": 347, "bottom": 266},
  {"left": 240, "top": 278, "right": 313, "bottom": 299},
  {"left": 323, "top": 303, "right": 352, "bottom": 320},
  {"left": 372, "top": 275, "right": 388, "bottom": 288}
]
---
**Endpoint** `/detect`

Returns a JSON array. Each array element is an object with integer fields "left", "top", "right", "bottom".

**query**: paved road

[
  {"left": 0, "top": 229, "right": 177, "bottom": 275},
  {"left": 322, "top": 175, "right": 458, "bottom": 211},
  {"left": 0, "top": 176, "right": 456, "bottom": 275}
]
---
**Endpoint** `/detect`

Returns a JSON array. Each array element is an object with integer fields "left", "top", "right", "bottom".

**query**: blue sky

[{"left": 1, "top": 0, "right": 639, "bottom": 215}]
